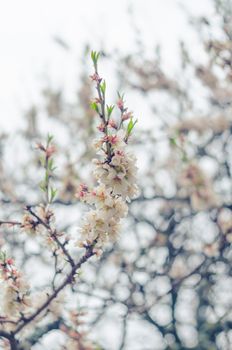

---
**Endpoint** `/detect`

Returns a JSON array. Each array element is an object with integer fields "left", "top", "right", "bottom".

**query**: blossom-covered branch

[
  {"left": 76, "top": 51, "right": 139, "bottom": 256},
  {"left": 0, "top": 51, "right": 138, "bottom": 350}
]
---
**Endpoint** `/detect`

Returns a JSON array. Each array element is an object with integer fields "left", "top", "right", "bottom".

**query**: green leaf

[
  {"left": 181, "top": 152, "right": 188, "bottom": 162},
  {"left": 50, "top": 187, "right": 58, "bottom": 202},
  {"left": 0, "top": 250, "right": 6, "bottom": 261},
  {"left": 47, "top": 159, "right": 56, "bottom": 172},
  {"left": 40, "top": 156, "right": 45, "bottom": 168},
  {"left": 47, "top": 133, "right": 54, "bottom": 145},
  {"left": 106, "top": 104, "right": 115, "bottom": 117},
  {"left": 95, "top": 346, "right": 103, "bottom": 350},
  {"left": 39, "top": 181, "right": 46, "bottom": 192},
  {"left": 45, "top": 170, "right": 49, "bottom": 183},
  {"left": 117, "top": 91, "right": 124, "bottom": 100},
  {"left": 48, "top": 158, "right": 53, "bottom": 171},
  {"left": 91, "top": 51, "right": 100, "bottom": 67},
  {"left": 169, "top": 137, "right": 177, "bottom": 146},
  {"left": 90, "top": 101, "right": 99, "bottom": 113},
  {"left": 127, "top": 118, "right": 138, "bottom": 136},
  {"left": 100, "top": 80, "right": 106, "bottom": 95}
]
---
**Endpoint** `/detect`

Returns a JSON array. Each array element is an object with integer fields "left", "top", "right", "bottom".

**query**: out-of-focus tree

[{"left": 0, "top": 1, "right": 232, "bottom": 349}]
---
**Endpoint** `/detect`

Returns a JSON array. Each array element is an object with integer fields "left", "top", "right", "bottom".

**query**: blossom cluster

[
  {"left": 179, "top": 162, "right": 218, "bottom": 211},
  {"left": 76, "top": 52, "right": 138, "bottom": 253},
  {"left": 60, "top": 311, "right": 96, "bottom": 350},
  {"left": 173, "top": 114, "right": 231, "bottom": 135},
  {"left": 21, "top": 205, "right": 55, "bottom": 235},
  {"left": 0, "top": 252, "right": 31, "bottom": 321},
  {"left": 218, "top": 208, "right": 232, "bottom": 243},
  {"left": 93, "top": 142, "right": 138, "bottom": 199},
  {"left": 76, "top": 132, "right": 138, "bottom": 252},
  {"left": 21, "top": 205, "right": 71, "bottom": 259}
]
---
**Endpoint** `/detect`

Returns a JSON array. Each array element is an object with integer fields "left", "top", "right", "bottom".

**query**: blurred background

[
  {"left": 0, "top": 0, "right": 232, "bottom": 349},
  {"left": 0, "top": 0, "right": 212, "bottom": 130}
]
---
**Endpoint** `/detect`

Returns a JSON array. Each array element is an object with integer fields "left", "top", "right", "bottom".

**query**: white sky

[{"left": 0, "top": 0, "right": 213, "bottom": 131}]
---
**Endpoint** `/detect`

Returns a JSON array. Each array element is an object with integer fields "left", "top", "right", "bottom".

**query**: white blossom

[
  {"left": 93, "top": 150, "right": 139, "bottom": 200},
  {"left": 77, "top": 128, "right": 138, "bottom": 250}
]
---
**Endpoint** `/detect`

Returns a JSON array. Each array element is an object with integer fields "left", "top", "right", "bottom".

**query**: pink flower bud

[
  {"left": 90, "top": 73, "right": 102, "bottom": 83},
  {"left": 108, "top": 119, "right": 117, "bottom": 129},
  {"left": 109, "top": 135, "right": 119, "bottom": 144},
  {"left": 117, "top": 98, "right": 124, "bottom": 110},
  {"left": 97, "top": 123, "right": 105, "bottom": 132},
  {"left": 80, "top": 184, "right": 88, "bottom": 192},
  {"left": 76, "top": 184, "right": 88, "bottom": 198},
  {"left": 122, "top": 112, "right": 133, "bottom": 121},
  {"left": 46, "top": 145, "right": 56, "bottom": 158},
  {"left": 115, "top": 150, "right": 124, "bottom": 156},
  {"left": 6, "top": 258, "right": 14, "bottom": 265},
  {"left": 103, "top": 135, "right": 119, "bottom": 145}
]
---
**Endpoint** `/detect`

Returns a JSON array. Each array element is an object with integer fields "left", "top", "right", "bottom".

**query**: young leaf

[
  {"left": 127, "top": 118, "right": 138, "bottom": 136},
  {"left": 0, "top": 250, "right": 6, "bottom": 261},
  {"left": 90, "top": 101, "right": 99, "bottom": 113},
  {"left": 91, "top": 51, "right": 100, "bottom": 68},
  {"left": 47, "top": 133, "right": 54, "bottom": 145},
  {"left": 48, "top": 159, "right": 54, "bottom": 171},
  {"left": 100, "top": 80, "right": 106, "bottom": 95},
  {"left": 117, "top": 91, "right": 124, "bottom": 100},
  {"left": 40, "top": 156, "right": 45, "bottom": 168},
  {"left": 39, "top": 181, "right": 46, "bottom": 192},
  {"left": 107, "top": 104, "right": 115, "bottom": 118},
  {"left": 50, "top": 187, "right": 58, "bottom": 202},
  {"left": 169, "top": 137, "right": 177, "bottom": 146}
]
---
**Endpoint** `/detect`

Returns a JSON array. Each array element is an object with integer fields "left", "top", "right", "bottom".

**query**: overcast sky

[{"left": 0, "top": 0, "right": 213, "bottom": 131}]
